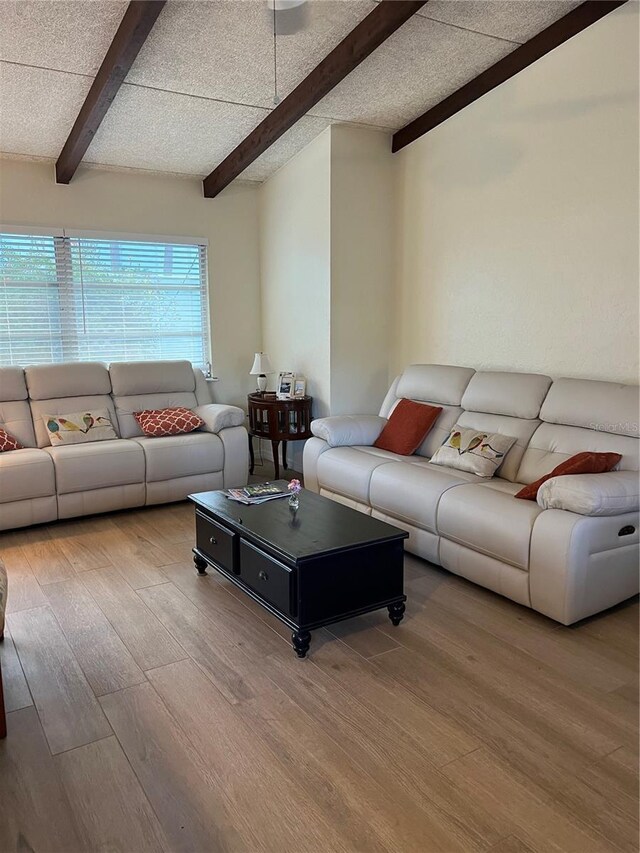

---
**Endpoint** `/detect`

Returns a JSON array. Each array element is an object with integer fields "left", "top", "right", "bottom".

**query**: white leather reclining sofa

[
  {"left": 0, "top": 360, "right": 247, "bottom": 530},
  {"left": 304, "top": 365, "right": 639, "bottom": 624}
]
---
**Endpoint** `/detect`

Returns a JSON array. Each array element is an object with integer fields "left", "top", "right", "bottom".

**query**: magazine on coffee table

[
  {"left": 225, "top": 484, "right": 288, "bottom": 505},
  {"left": 244, "top": 484, "right": 285, "bottom": 497}
]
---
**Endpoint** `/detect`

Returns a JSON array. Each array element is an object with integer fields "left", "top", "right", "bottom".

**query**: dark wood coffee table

[{"left": 189, "top": 483, "right": 408, "bottom": 658}]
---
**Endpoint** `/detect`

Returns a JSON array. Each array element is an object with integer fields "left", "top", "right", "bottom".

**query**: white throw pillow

[
  {"left": 536, "top": 472, "right": 639, "bottom": 516},
  {"left": 430, "top": 425, "right": 516, "bottom": 478},
  {"left": 44, "top": 409, "right": 118, "bottom": 445}
]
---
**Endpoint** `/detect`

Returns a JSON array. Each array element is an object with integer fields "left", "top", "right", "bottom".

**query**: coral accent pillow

[
  {"left": 515, "top": 451, "right": 622, "bottom": 501},
  {"left": 374, "top": 399, "right": 442, "bottom": 456},
  {"left": 134, "top": 406, "right": 204, "bottom": 437},
  {"left": 0, "top": 427, "right": 23, "bottom": 452}
]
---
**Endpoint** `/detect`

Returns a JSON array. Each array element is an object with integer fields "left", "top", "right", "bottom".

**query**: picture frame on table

[
  {"left": 277, "top": 371, "right": 295, "bottom": 399},
  {"left": 292, "top": 376, "right": 306, "bottom": 398}
]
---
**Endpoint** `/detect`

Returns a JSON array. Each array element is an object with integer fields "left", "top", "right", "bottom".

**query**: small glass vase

[{"left": 288, "top": 493, "right": 300, "bottom": 511}]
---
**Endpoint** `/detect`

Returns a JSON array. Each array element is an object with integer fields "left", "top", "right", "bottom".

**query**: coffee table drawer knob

[
  {"left": 258, "top": 570, "right": 269, "bottom": 581},
  {"left": 209, "top": 536, "right": 217, "bottom": 545}
]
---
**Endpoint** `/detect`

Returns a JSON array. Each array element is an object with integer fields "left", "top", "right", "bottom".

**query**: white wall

[
  {"left": 330, "top": 125, "right": 394, "bottom": 415},
  {"left": 0, "top": 159, "right": 261, "bottom": 407},
  {"left": 259, "top": 128, "right": 332, "bottom": 415},
  {"left": 258, "top": 125, "right": 395, "bottom": 469},
  {"left": 393, "top": 2, "right": 639, "bottom": 384},
  {"left": 258, "top": 129, "right": 331, "bottom": 471}
]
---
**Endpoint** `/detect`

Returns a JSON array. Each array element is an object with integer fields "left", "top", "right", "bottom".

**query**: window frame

[{"left": 0, "top": 225, "right": 211, "bottom": 369}]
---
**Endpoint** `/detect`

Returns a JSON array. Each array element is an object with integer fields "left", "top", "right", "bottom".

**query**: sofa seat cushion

[
  {"left": 44, "top": 439, "right": 144, "bottom": 494},
  {"left": 0, "top": 447, "right": 55, "bottom": 503},
  {"left": 369, "top": 461, "right": 477, "bottom": 534},
  {"left": 353, "top": 446, "right": 417, "bottom": 463},
  {"left": 438, "top": 480, "right": 544, "bottom": 570},
  {"left": 133, "top": 433, "right": 224, "bottom": 482},
  {"left": 315, "top": 446, "right": 399, "bottom": 503}
]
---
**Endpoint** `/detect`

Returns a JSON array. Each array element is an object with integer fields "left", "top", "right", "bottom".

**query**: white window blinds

[{"left": 0, "top": 230, "right": 210, "bottom": 367}]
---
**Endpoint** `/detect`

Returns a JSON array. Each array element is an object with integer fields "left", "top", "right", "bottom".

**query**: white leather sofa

[
  {"left": 304, "top": 365, "right": 639, "bottom": 624},
  {"left": 0, "top": 360, "right": 247, "bottom": 530}
]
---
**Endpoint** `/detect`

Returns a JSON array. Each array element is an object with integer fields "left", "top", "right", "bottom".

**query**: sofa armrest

[
  {"left": 310, "top": 415, "right": 386, "bottom": 448},
  {"left": 193, "top": 404, "right": 245, "bottom": 434},
  {"left": 219, "top": 425, "right": 249, "bottom": 488},
  {"left": 536, "top": 471, "right": 639, "bottom": 516},
  {"left": 529, "top": 509, "right": 639, "bottom": 624}
]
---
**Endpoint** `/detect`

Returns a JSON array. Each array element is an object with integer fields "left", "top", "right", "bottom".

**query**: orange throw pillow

[
  {"left": 0, "top": 427, "right": 23, "bottom": 452},
  {"left": 374, "top": 399, "right": 442, "bottom": 456},
  {"left": 515, "top": 451, "right": 622, "bottom": 501},
  {"left": 134, "top": 407, "right": 204, "bottom": 437}
]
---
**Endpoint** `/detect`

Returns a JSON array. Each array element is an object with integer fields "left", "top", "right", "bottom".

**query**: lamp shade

[{"left": 249, "top": 352, "right": 274, "bottom": 375}]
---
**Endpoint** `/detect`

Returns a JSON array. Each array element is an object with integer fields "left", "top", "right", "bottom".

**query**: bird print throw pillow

[
  {"left": 430, "top": 426, "right": 516, "bottom": 478},
  {"left": 44, "top": 409, "right": 118, "bottom": 445}
]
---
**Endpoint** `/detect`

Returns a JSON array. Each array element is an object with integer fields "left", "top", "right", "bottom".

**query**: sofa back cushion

[
  {"left": 517, "top": 378, "right": 639, "bottom": 483},
  {"left": 456, "top": 370, "right": 552, "bottom": 482},
  {"left": 540, "top": 378, "right": 638, "bottom": 437},
  {"left": 379, "top": 365, "right": 475, "bottom": 458},
  {"left": 26, "top": 362, "right": 111, "bottom": 400},
  {"left": 394, "top": 364, "right": 475, "bottom": 407},
  {"left": 0, "top": 367, "right": 37, "bottom": 447},
  {"left": 25, "top": 362, "right": 117, "bottom": 448},
  {"left": 109, "top": 360, "right": 196, "bottom": 397},
  {"left": 461, "top": 371, "right": 552, "bottom": 420},
  {"left": 109, "top": 360, "right": 201, "bottom": 438}
]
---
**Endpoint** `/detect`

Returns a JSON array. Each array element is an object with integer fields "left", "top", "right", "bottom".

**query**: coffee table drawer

[
  {"left": 239, "top": 540, "right": 292, "bottom": 615},
  {"left": 195, "top": 510, "right": 236, "bottom": 574}
]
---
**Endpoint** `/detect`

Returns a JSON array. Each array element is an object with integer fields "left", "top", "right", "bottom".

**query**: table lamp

[{"left": 249, "top": 352, "right": 274, "bottom": 393}]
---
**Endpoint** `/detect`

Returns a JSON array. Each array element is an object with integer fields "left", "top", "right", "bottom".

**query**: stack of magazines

[{"left": 225, "top": 483, "right": 289, "bottom": 505}]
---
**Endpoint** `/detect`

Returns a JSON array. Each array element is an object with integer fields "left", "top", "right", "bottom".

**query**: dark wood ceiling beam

[
  {"left": 55, "top": 0, "right": 166, "bottom": 184},
  {"left": 203, "top": 0, "right": 427, "bottom": 199},
  {"left": 392, "top": 0, "right": 627, "bottom": 153}
]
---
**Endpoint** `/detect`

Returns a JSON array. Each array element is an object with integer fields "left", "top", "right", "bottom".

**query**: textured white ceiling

[
  {"left": 0, "top": 63, "right": 93, "bottom": 158},
  {"left": 128, "top": 0, "right": 375, "bottom": 108},
  {"left": 313, "top": 14, "right": 514, "bottom": 129},
  {"left": 418, "top": 1, "right": 582, "bottom": 44},
  {"left": 0, "top": 1, "right": 127, "bottom": 75},
  {"left": 84, "top": 80, "right": 332, "bottom": 180},
  {"left": 0, "top": 0, "right": 583, "bottom": 184}
]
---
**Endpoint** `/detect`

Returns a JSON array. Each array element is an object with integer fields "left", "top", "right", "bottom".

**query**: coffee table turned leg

[
  {"left": 388, "top": 601, "right": 406, "bottom": 626},
  {"left": 193, "top": 553, "right": 208, "bottom": 576},
  {"left": 248, "top": 434, "right": 255, "bottom": 475},
  {"left": 292, "top": 629, "right": 311, "bottom": 658}
]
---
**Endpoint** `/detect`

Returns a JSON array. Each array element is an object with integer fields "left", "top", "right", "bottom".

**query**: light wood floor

[{"left": 0, "top": 465, "right": 638, "bottom": 853}]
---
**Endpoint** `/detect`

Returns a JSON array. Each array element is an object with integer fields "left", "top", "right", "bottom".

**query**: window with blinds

[{"left": 0, "top": 230, "right": 210, "bottom": 367}]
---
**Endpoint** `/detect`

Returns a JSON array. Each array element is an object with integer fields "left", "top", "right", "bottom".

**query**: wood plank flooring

[{"left": 0, "top": 464, "right": 637, "bottom": 852}]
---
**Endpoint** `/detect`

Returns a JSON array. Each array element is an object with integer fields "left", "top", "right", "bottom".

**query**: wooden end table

[{"left": 247, "top": 393, "right": 312, "bottom": 479}]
